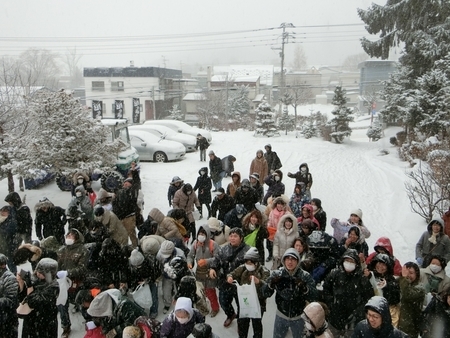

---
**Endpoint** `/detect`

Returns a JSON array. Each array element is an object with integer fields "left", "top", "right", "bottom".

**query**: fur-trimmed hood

[
  {"left": 34, "top": 197, "right": 54, "bottom": 211},
  {"left": 277, "top": 213, "right": 299, "bottom": 232}
]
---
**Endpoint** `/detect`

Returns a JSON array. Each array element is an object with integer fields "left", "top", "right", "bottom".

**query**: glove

[
  {"left": 269, "top": 275, "right": 282, "bottom": 289},
  {"left": 57, "top": 270, "right": 68, "bottom": 279},
  {"left": 198, "top": 259, "right": 207, "bottom": 267},
  {"left": 85, "top": 321, "right": 97, "bottom": 330},
  {"left": 20, "top": 270, "right": 33, "bottom": 287},
  {"left": 295, "top": 278, "right": 308, "bottom": 294},
  {"left": 416, "top": 257, "right": 423, "bottom": 267},
  {"left": 312, "top": 265, "right": 327, "bottom": 283}
]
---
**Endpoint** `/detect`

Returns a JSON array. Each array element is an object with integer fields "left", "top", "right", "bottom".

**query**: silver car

[
  {"left": 143, "top": 119, "right": 212, "bottom": 143},
  {"left": 129, "top": 130, "right": 185, "bottom": 162},
  {"left": 129, "top": 125, "right": 197, "bottom": 152}
]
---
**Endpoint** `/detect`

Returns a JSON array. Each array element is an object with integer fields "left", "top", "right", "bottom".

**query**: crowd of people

[{"left": 1, "top": 144, "right": 450, "bottom": 338}]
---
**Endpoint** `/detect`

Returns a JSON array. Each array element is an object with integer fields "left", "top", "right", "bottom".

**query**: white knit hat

[
  {"left": 350, "top": 208, "right": 363, "bottom": 220},
  {"left": 129, "top": 249, "right": 144, "bottom": 266}
]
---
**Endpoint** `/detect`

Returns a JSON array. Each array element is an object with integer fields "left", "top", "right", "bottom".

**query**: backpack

[{"left": 134, "top": 316, "right": 162, "bottom": 338}]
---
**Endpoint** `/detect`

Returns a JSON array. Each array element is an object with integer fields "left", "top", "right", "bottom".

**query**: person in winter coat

[
  {"left": 0, "top": 253, "right": 18, "bottom": 338},
  {"left": 287, "top": 163, "right": 313, "bottom": 199},
  {"left": 398, "top": 262, "right": 426, "bottom": 338},
  {"left": 223, "top": 204, "right": 247, "bottom": 229},
  {"left": 234, "top": 179, "right": 259, "bottom": 212},
  {"left": 57, "top": 229, "right": 89, "bottom": 336},
  {"left": 222, "top": 155, "right": 236, "bottom": 178},
  {"left": 420, "top": 287, "right": 450, "bottom": 338},
  {"left": 262, "top": 248, "right": 318, "bottom": 338},
  {"left": 138, "top": 208, "right": 165, "bottom": 239},
  {"left": 95, "top": 188, "right": 114, "bottom": 211},
  {"left": 338, "top": 226, "right": 369, "bottom": 260},
  {"left": 210, "top": 188, "right": 235, "bottom": 222},
  {"left": 17, "top": 257, "right": 60, "bottom": 338},
  {"left": 263, "top": 144, "right": 282, "bottom": 174},
  {"left": 67, "top": 185, "right": 93, "bottom": 222},
  {"left": 160, "top": 297, "right": 205, "bottom": 338},
  {"left": 5, "top": 191, "right": 32, "bottom": 245},
  {"left": 310, "top": 198, "right": 327, "bottom": 232},
  {"left": 301, "top": 302, "right": 333, "bottom": 338},
  {"left": 292, "top": 236, "right": 314, "bottom": 273},
  {"left": 323, "top": 249, "right": 374, "bottom": 337},
  {"left": 365, "top": 237, "right": 403, "bottom": 277},
  {"left": 207, "top": 217, "right": 231, "bottom": 246},
  {"left": 263, "top": 170, "right": 285, "bottom": 205},
  {"left": 249, "top": 173, "right": 264, "bottom": 204},
  {"left": 187, "top": 224, "right": 221, "bottom": 317},
  {"left": 266, "top": 196, "right": 291, "bottom": 262},
  {"left": 195, "top": 133, "right": 210, "bottom": 162},
  {"left": 249, "top": 150, "right": 268, "bottom": 185},
  {"left": 168, "top": 176, "right": 184, "bottom": 207},
  {"left": 210, "top": 228, "right": 250, "bottom": 328},
  {"left": 209, "top": 151, "right": 225, "bottom": 191},
  {"left": 352, "top": 296, "right": 408, "bottom": 338},
  {"left": 226, "top": 171, "right": 241, "bottom": 197},
  {"left": 273, "top": 214, "right": 299, "bottom": 270},
  {"left": 297, "top": 204, "right": 320, "bottom": 230},
  {"left": 227, "top": 248, "right": 270, "bottom": 338},
  {"left": 364, "top": 253, "right": 401, "bottom": 328},
  {"left": 157, "top": 209, "right": 188, "bottom": 241},
  {"left": 97, "top": 238, "right": 129, "bottom": 290},
  {"left": 289, "top": 182, "right": 310, "bottom": 218},
  {"left": 419, "top": 254, "right": 450, "bottom": 296},
  {"left": 71, "top": 172, "right": 91, "bottom": 197},
  {"left": 87, "top": 288, "right": 146, "bottom": 338},
  {"left": 242, "top": 209, "right": 268, "bottom": 264},
  {"left": 34, "top": 197, "right": 67, "bottom": 244},
  {"left": 93, "top": 207, "right": 128, "bottom": 246},
  {"left": 0, "top": 206, "right": 17, "bottom": 273},
  {"left": 415, "top": 217, "right": 450, "bottom": 267},
  {"left": 173, "top": 183, "right": 201, "bottom": 241},
  {"left": 194, "top": 168, "right": 212, "bottom": 219},
  {"left": 331, "top": 208, "right": 371, "bottom": 244}
]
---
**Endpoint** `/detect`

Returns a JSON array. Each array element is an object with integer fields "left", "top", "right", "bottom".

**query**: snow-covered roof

[
  {"left": 253, "top": 94, "right": 265, "bottom": 102},
  {"left": 210, "top": 75, "right": 259, "bottom": 83},
  {"left": 183, "top": 93, "right": 205, "bottom": 101},
  {"left": 212, "top": 65, "right": 274, "bottom": 86}
]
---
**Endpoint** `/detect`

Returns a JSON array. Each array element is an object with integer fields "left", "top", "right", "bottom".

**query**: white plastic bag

[
  {"left": 131, "top": 283, "right": 153, "bottom": 310},
  {"left": 235, "top": 278, "right": 261, "bottom": 319}
]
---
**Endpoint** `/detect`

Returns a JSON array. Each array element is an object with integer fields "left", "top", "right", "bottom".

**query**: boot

[{"left": 61, "top": 327, "right": 71, "bottom": 338}]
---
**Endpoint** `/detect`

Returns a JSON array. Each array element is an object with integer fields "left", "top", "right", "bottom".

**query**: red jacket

[
  {"left": 365, "top": 237, "right": 402, "bottom": 276},
  {"left": 84, "top": 327, "right": 106, "bottom": 338}
]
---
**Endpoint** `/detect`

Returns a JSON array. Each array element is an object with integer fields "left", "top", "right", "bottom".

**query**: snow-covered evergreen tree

[
  {"left": 228, "top": 85, "right": 250, "bottom": 120},
  {"left": 168, "top": 104, "right": 183, "bottom": 121},
  {"left": 301, "top": 119, "right": 317, "bottom": 139},
  {"left": 7, "top": 90, "right": 121, "bottom": 178},
  {"left": 278, "top": 106, "right": 294, "bottom": 135},
  {"left": 327, "top": 86, "right": 354, "bottom": 143},
  {"left": 254, "top": 100, "right": 278, "bottom": 137},
  {"left": 366, "top": 123, "right": 382, "bottom": 141}
]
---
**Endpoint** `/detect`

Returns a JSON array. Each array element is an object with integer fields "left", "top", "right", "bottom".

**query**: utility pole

[{"left": 278, "top": 22, "right": 295, "bottom": 113}]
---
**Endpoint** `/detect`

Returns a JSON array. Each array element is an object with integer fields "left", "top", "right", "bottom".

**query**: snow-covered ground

[{"left": 2, "top": 121, "right": 436, "bottom": 337}]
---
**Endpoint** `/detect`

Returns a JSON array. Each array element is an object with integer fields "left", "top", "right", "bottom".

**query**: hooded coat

[
  {"left": 353, "top": 296, "right": 408, "bottom": 338},
  {"left": 210, "top": 193, "right": 235, "bottom": 222},
  {"left": 157, "top": 215, "right": 186, "bottom": 240},
  {"left": 0, "top": 206, "right": 17, "bottom": 264},
  {"left": 367, "top": 253, "right": 401, "bottom": 306},
  {"left": 263, "top": 170, "right": 285, "bottom": 205},
  {"left": 168, "top": 177, "right": 184, "bottom": 207},
  {"left": 57, "top": 229, "right": 88, "bottom": 284},
  {"left": 226, "top": 171, "right": 241, "bottom": 198},
  {"left": 273, "top": 214, "right": 299, "bottom": 261},
  {"left": 303, "top": 302, "right": 333, "bottom": 338},
  {"left": 138, "top": 208, "right": 165, "bottom": 239},
  {"left": 267, "top": 196, "right": 290, "bottom": 242},
  {"left": 287, "top": 163, "right": 313, "bottom": 190},
  {"left": 289, "top": 183, "right": 310, "bottom": 218},
  {"left": 242, "top": 210, "right": 269, "bottom": 263},
  {"left": 160, "top": 297, "right": 205, "bottom": 338},
  {"left": 173, "top": 184, "right": 201, "bottom": 223},
  {"left": 97, "top": 209, "right": 128, "bottom": 246},
  {"left": 415, "top": 218, "right": 450, "bottom": 267},
  {"left": 193, "top": 167, "right": 212, "bottom": 204},
  {"left": 398, "top": 273, "right": 426, "bottom": 338},
  {"left": 5, "top": 192, "right": 32, "bottom": 237},
  {"left": 67, "top": 185, "right": 93, "bottom": 220},
  {"left": 209, "top": 154, "right": 223, "bottom": 183},
  {"left": 322, "top": 249, "right": 374, "bottom": 331},
  {"left": 262, "top": 248, "right": 317, "bottom": 319},
  {"left": 34, "top": 199, "right": 67, "bottom": 244},
  {"left": 234, "top": 179, "right": 259, "bottom": 212},
  {"left": 250, "top": 151, "right": 268, "bottom": 185},
  {"left": 97, "top": 238, "right": 130, "bottom": 288},
  {"left": 365, "top": 237, "right": 403, "bottom": 276},
  {"left": 0, "top": 264, "right": 19, "bottom": 336}
]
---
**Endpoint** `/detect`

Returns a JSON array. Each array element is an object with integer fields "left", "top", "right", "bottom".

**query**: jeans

[
  {"left": 162, "top": 277, "right": 176, "bottom": 308},
  {"left": 200, "top": 149, "right": 206, "bottom": 161},
  {"left": 58, "top": 301, "right": 71, "bottom": 328},
  {"left": 219, "top": 285, "right": 238, "bottom": 318},
  {"left": 273, "top": 315, "right": 304, "bottom": 338},
  {"left": 213, "top": 171, "right": 226, "bottom": 190}
]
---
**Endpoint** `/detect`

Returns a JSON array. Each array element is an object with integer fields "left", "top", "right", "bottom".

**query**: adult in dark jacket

[
  {"left": 224, "top": 204, "right": 247, "bottom": 229},
  {"left": 420, "top": 287, "right": 450, "bottom": 338},
  {"left": 0, "top": 253, "right": 19, "bottom": 338},
  {"left": 97, "top": 238, "right": 129, "bottom": 289},
  {"left": 262, "top": 248, "right": 317, "bottom": 338},
  {"left": 210, "top": 228, "right": 250, "bottom": 327},
  {"left": 322, "top": 249, "right": 374, "bottom": 337},
  {"left": 87, "top": 288, "right": 146, "bottom": 337},
  {"left": 210, "top": 188, "right": 235, "bottom": 221},
  {"left": 263, "top": 170, "right": 285, "bottom": 205},
  {"left": 0, "top": 206, "right": 17, "bottom": 273},
  {"left": 242, "top": 209, "right": 269, "bottom": 263},
  {"left": 168, "top": 176, "right": 184, "bottom": 207},
  {"left": 352, "top": 296, "right": 408, "bottom": 338},
  {"left": 222, "top": 155, "right": 236, "bottom": 177},
  {"left": 34, "top": 197, "right": 67, "bottom": 245},
  {"left": 234, "top": 179, "right": 259, "bottom": 212},
  {"left": 160, "top": 297, "right": 205, "bottom": 338},
  {"left": 5, "top": 192, "right": 32, "bottom": 245},
  {"left": 67, "top": 185, "right": 93, "bottom": 223},
  {"left": 193, "top": 167, "right": 212, "bottom": 219},
  {"left": 311, "top": 198, "right": 327, "bottom": 232},
  {"left": 287, "top": 163, "right": 313, "bottom": 199},
  {"left": 195, "top": 133, "right": 210, "bottom": 162},
  {"left": 17, "top": 258, "right": 60, "bottom": 338},
  {"left": 338, "top": 226, "right": 369, "bottom": 259},
  {"left": 208, "top": 150, "right": 225, "bottom": 191},
  {"left": 249, "top": 173, "right": 264, "bottom": 204},
  {"left": 416, "top": 217, "right": 450, "bottom": 267},
  {"left": 264, "top": 144, "right": 282, "bottom": 173}
]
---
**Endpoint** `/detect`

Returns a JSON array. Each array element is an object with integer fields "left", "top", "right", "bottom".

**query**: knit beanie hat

[
  {"left": 159, "top": 240, "right": 175, "bottom": 258},
  {"left": 87, "top": 291, "right": 113, "bottom": 317},
  {"left": 141, "top": 237, "right": 161, "bottom": 255},
  {"left": 350, "top": 208, "right": 363, "bottom": 220},
  {"left": 129, "top": 249, "right": 145, "bottom": 266}
]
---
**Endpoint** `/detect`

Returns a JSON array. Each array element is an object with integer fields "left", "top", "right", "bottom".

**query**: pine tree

[
  {"left": 301, "top": 119, "right": 317, "bottom": 139},
  {"left": 254, "top": 100, "right": 278, "bottom": 137},
  {"left": 327, "top": 86, "right": 354, "bottom": 143},
  {"left": 278, "top": 106, "right": 294, "bottom": 135},
  {"left": 366, "top": 123, "right": 382, "bottom": 141},
  {"left": 228, "top": 85, "right": 250, "bottom": 120},
  {"left": 168, "top": 104, "right": 184, "bottom": 121},
  {"left": 9, "top": 90, "right": 121, "bottom": 178}
]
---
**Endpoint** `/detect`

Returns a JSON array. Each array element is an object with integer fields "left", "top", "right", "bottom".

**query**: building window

[
  {"left": 111, "top": 81, "right": 124, "bottom": 91},
  {"left": 92, "top": 81, "right": 105, "bottom": 91}
]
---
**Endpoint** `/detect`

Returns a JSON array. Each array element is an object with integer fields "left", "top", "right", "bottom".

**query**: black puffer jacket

[
  {"left": 0, "top": 265, "right": 19, "bottom": 334},
  {"left": 211, "top": 241, "right": 249, "bottom": 287},
  {"left": 34, "top": 199, "right": 67, "bottom": 244},
  {"left": 194, "top": 167, "right": 212, "bottom": 204},
  {"left": 367, "top": 253, "right": 401, "bottom": 306},
  {"left": 234, "top": 179, "right": 259, "bottom": 212},
  {"left": 5, "top": 192, "right": 32, "bottom": 235}
]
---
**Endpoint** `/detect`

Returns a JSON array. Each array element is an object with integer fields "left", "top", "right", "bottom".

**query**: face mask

[
  {"left": 274, "top": 176, "right": 280, "bottom": 181},
  {"left": 0, "top": 215, "right": 7, "bottom": 223},
  {"left": 343, "top": 261, "right": 356, "bottom": 272},
  {"left": 75, "top": 192, "right": 82, "bottom": 197},
  {"left": 312, "top": 205, "right": 318, "bottom": 211},
  {"left": 94, "top": 216, "right": 103, "bottom": 222},
  {"left": 429, "top": 264, "right": 442, "bottom": 274},
  {"left": 176, "top": 316, "right": 189, "bottom": 324},
  {"left": 245, "top": 264, "right": 256, "bottom": 272},
  {"left": 77, "top": 179, "right": 84, "bottom": 184},
  {"left": 65, "top": 238, "right": 75, "bottom": 246},
  {"left": 197, "top": 235, "right": 206, "bottom": 243},
  {"left": 249, "top": 224, "right": 256, "bottom": 231},
  {"left": 300, "top": 167, "right": 307, "bottom": 173},
  {"left": 187, "top": 191, "right": 192, "bottom": 195},
  {"left": 200, "top": 171, "right": 205, "bottom": 175}
]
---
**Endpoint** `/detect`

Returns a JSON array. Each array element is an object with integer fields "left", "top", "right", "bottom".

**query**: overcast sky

[{"left": 0, "top": 0, "right": 390, "bottom": 74}]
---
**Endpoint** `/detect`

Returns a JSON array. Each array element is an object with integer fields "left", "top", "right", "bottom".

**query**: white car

[
  {"left": 143, "top": 119, "right": 212, "bottom": 143},
  {"left": 129, "top": 125, "right": 197, "bottom": 152},
  {"left": 129, "top": 130, "right": 186, "bottom": 162}
]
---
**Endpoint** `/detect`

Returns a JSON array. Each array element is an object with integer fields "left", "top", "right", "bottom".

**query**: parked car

[
  {"left": 129, "top": 124, "right": 197, "bottom": 152},
  {"left": 129, "top": 130, "right": 186, "bottom": 162},
  {"left": 143, "top": 119, "right": 212, "bottom": 143}
]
